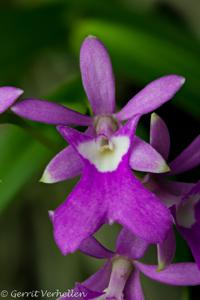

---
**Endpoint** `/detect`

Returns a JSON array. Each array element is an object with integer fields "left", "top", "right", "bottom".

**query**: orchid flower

[
  {"left": 10, "top": 36, "right": 184, "bottom": 184},
  {"left": 49, "top": 117, "right": 172, "bottom": 255},
  {"left": 0, "top": 86, "right": 23, "bottom": 114},
  {"left": 143, "top": 113, "right": 200, "bottom": 269},
  {"left": 59, "top": 228, "right": 200, "bottom": 300}
]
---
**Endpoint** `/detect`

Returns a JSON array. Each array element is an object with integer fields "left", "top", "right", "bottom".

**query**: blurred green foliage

[{"left": 0, "top": 0, "right": 200, "bottom": 299}]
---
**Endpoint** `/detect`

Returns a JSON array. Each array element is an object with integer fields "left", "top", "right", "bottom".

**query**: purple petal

[
  {"left": 74, "top": 284, "right": 103, "bottom": 299},
  {"left": 157, "top": 180, "right": 196, "bottom": 197},
  {"left": 52, "top": 168, "right": 107, "bottom": 254},
  {"left": 116, "top": 75, "right": 185, "bottom": 121},
  {"left": 176, "top": 182, "right": 200, "bottom": 268},
  {"left": 79, "top": 236, "right": 114, "bottom": 259},
  {"left": 176, "top": 182, "right": 200, "bottom": 229},
  {"left": 178, "top": 223, "right": 200, "bottom": 270},
  {"left": 40, "top": 146, "right": 82, "bottom": 184},
  {"left": 150, "top": 113, "right": 170, "bottom": 160},
  {"left": 125, "top": 270, "right": 145, "bottom": 300},
  {"left": 116, "top": 227, "right": 149, "bottom": 260},
  {"left": 57, "top": 126, "right": 93, "bottom": 148},
  {"left": 0, "top": 86, "right": 23, "bottom": 113},
  {"left": 59, "top": 263, "right": 111, "bottom": 300},
  {"left": 59, "top": 284, "right": 103, "bottom": 300},
  {"left": 11, "top": 99, "right": 92, "bottom": 126},
  {"left": 80, "top": 36, "right": 115, "bottom": 115},
  {"left": 157, "top": 227, "right": 176, "bottom": 270},
  {"left": 83, "top": 262, "right": 112, "bottom": 291},
  {"left": 108, "top": 166, "right": 172, "bottom": 244},
  {"left": 135, "top": 262, "right": 200, "bottom": 285},
  {"left": 130, "top": 136, "right": 170, "bottom": 173},
  {"left": 170, "top": 135, "right": 200, "bottom": 175}
]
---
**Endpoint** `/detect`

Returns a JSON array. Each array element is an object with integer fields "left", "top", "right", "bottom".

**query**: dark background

[{"left": 0, "top": 0, "right": 199, "bottom": 299}]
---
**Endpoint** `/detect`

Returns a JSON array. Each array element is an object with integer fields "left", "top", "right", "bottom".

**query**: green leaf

[{"left": 0, "top": 125, "right": 53, "bottom": 212}]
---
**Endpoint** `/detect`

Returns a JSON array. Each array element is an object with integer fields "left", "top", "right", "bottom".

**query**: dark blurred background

[{"left": 0, "top": 0, "right": 199, "bottom": 299}]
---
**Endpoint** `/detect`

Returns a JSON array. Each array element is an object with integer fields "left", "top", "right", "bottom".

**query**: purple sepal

[
  {"left": 116, "top": 75, "right": 185, "bottom": 121},
  {"left": 0, "top": 86, "right": 23, "bottom": 113},
  {"left": 11, "top": 99, "right": 92, "bottom": 126}
]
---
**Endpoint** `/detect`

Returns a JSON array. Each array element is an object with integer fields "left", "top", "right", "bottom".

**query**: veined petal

[
  {"left": 0, "top": 86, "right": 23, "bottom": 113},
  {"left": 79, "top": 236, "right": 114, "bottom": 259},
  {"left": 40, "top": 146, "right": 82, "bottom": 184},
  {"left": 116, "top": 75, "right": 185, "bottom": 121},
  {"left": 125, "top": 270, "right": 145, "bottom": 300},
  {"left": 108, "top": 166, "right": 172, "bottom": 244},
  {"left": 170, "top": 135, "right": 200, "bottom": 175},
  {"left": 135, "top": 262, "right": 200, "bottom": 286},
  {"left": 116, "top": 228, "right": 149, "bottom": 260},
  {"left": 52, "top": 167, "right": 107, "bottom": 254},
  {"left": 130, "top": 136, "right": 170, "bottom": 173},
  {"left": 150, "top": 113, "right": 170, "bottom": 160},
  {"left": 80, "top": 36, "right": 115, "bottom": 115},
  {"left": 157, "top": 227, "right": 176, "bottom": 271},
  {"left": 11, "top": 99, "right": 92, "bottom": 126}
]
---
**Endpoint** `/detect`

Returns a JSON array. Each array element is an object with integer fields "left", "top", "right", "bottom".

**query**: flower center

[
  {"left": 98, "top": 136, "right": 114, "bottom": 153},
  {"left": 94, "top": 115, "right": 119, "bottom": 137},
  {"left": 78, "top": 135, "right": 130, "bottom": 172}
]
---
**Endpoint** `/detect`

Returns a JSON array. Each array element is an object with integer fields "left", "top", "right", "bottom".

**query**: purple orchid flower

[
  {"left": 10, "top": 36, "right": 184, "bottom": 184},
  {"left": 59, "top": 229, "right": 200, "bottom": 300},
  {"left": 0, "top": 86, "right": 23, "bottom": 114},
  {"left": 49, "top": 117, "right": 172, "bottom": 255},
  {"left": 143, "top": 113, "right": 200, "bottom": 269}
]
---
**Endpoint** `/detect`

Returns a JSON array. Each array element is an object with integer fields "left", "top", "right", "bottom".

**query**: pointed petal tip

[
  {"left": 157, "top": 262, "right": 166, "bottom": 272},
  {"left": 0, "top": 86, "right": 24, "bottom": 97},
  {"left": 159, "top": 162, "right": 170, "bottom": 173},
  {"left": 0, "top": 86, "right": 24, "bottom": 113},
  {"left": 180, "top": 76, "right": 186, "bottom": 85},
  {"left": 166, "top": 74, "right": 185, "bottom": 85},
  {"left": 85, "top": 35, "right": 98, "bottom": 40},
  {"left": 48, "top": 210, "right": 54, "bottom": 222},
  {"left": 39, "top": 171, "right": 54, "bottom": 184},
  {"left": 151, "top": 112, "right": 160, "bottom": 123}
]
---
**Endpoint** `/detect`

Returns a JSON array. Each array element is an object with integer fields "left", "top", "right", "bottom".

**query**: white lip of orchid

[
  {"left": 176, "top": 194, "right": 200, "bottom": 228},
  {"left": 78, "top": 135, "right": 130, "bottom": 172}
]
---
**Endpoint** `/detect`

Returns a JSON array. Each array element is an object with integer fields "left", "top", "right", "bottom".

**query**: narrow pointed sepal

[{"left": 0, "top": 86, "right": 23, "bottom": 113}]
